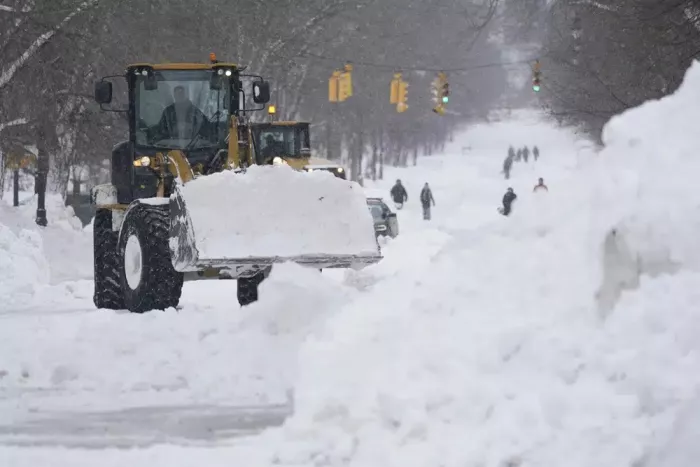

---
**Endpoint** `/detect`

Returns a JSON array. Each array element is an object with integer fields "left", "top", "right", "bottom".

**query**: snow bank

[
  {"left": 262, "top": 63, "right": 700, "bottom": 467},
  {"left": 587, "top": 61, "right": 700, "bottom": 310},
  {"left": 0, "top": 193, "right": 92, "bottom": 284},
  {"left": 0, "top": 220, "right": 49, "bottom": 304},
  {"left": 0, "top": 263, "right": 354, "bottom": 414},
  {"left": 176, "top": 165, "right": 377, "bottom": 259}
]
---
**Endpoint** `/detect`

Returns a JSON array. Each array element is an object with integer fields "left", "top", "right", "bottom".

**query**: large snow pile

[
  {"left": 267, "top": 65, "right": 700, "bottom": 466},
  {"left": 176, "top": 165, "right": 377, "bottom": 259},
  {"left": 0, "top": 193, "right": 92, "bottom": 283},
  {"left": 0, "top": 220, "right": 49, "bottom": 305}
]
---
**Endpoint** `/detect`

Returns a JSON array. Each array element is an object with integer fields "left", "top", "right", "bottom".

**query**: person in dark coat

[
  {"left": 503, "top": 154, "right": 514, "bottom": 180},
  {"left": 156, "top": 85, "right": 209, "bottom": 142},
  {"left": 533, "top": 146, "right": 540, "bottom": 161},
  {"left": 420, "top": 182, "right": 435, "bottom": 220},
  {"left": 522, "top": 146, "right": 530, "bottom": 163},
  {"left": 501, "top": 187, "right": 517, "bottom": 216},
  {"left": 390, "top": 179, "right": 408, "bottom": 208}
]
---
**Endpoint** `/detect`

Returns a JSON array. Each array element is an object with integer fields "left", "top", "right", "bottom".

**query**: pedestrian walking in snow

[
  {"left": 533, "top": 146, "right": 540, "bottom": 161},
  {"left": 516, "top": 148, "right": 522, "bottom": 162},
  {"left": 390, "top": 179, "right": 408, "bottom": 209},
  {"left": 522, "top": 146, "right": 530, "bottom": 163},
  {"left": 508, "top": 146, "right": 516, "bottom": 160},
  {"left": 533, "top": 177, "right": 548, "bottom": 192},
  {"left": 503, "top": 154, "right": 514, "bottom": 180},
  {"left": 499, "top": 187, "right": 517, "bottom": 216},
  {"left": 420, "top": 183, "right": 435, "bottom": 220}
]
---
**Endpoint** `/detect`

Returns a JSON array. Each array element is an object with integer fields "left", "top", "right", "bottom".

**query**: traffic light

[
  {"left": 339, "top": 63, "right": 353, "bottom": 101},
  {"left": 532, "top": 60, "right": 541, "bottom": 92},
  {"left": 430, "top": 77, "right": 441, "bottom": 105},
  {"left": 432, "top": 72, "right": 447, "bottom": 115},
  {"left": 329, "top": 64, "right": 353, "bottom": 102},
  {"left": 329, "top": 70, "right": 341, "bottom": 102},
  {"left": 390, "top": 73, "right": 401, "bottom": 104},
  {"left": 397, "top": 78, "right": 408, "bottom": 113}
]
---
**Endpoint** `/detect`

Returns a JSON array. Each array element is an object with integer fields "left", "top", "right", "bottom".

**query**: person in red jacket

[{"left": 533, "top": 177, "right": 548, "bottom": 192}]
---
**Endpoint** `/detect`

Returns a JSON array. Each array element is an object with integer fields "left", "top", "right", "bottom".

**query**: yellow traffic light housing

[
  {"left": 397, "top": 79, "right": 408, "bottom": 113},
  {"left": 390, "top": 73, "right": 401, "bottom": 104},
  {"left": 338, "top": 63, "right": 353, "bottom": 101},
  {"left": 329, "top": 70, "right": 341, "bottom": 102}
]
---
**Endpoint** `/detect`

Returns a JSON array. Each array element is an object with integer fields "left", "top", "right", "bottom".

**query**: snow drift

[
  {"left": 591, "top": 60, "right": 700, "bottom": 311},
  {"left": 0, "top": 220, "right": 49, "bottom": 304},
  {"left": 0, "top": 193, "right": 92, "bottom": 284},
  {"left": 172, "top": 165, "right": 378, "bottom": 262},
  {"left": 266, "top": 65, "right": 700, "bottom": 466}
]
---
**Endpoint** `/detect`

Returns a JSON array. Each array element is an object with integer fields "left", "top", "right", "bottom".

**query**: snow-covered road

[{"left": 3, "top": 68, "right": 700, "bottom": 466}]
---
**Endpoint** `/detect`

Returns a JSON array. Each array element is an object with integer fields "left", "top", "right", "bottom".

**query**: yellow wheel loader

[
  {"left": 250, "top": 119, "right": 347, "bottom": 179},
  {"left": 90, "top": 57, "right": 381, "bottom": 313}
]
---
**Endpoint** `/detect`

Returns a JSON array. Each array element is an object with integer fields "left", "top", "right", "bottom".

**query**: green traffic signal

[
  {"left": 533, "top": 84, "right": 540, "bottom": 92},
  {"left": 442, "top": 96, "right": 449, "bottom": 103}
]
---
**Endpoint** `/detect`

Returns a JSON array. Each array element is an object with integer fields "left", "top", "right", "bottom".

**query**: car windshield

[
  {"left": 134, "top": 70, "right": 230, "bottom": 150},
  {"left": 368, "top": 204, "right": 385, "bottom": 220},
  {"left": 257, "top": 126, "right": 308, "bottom": 158}
]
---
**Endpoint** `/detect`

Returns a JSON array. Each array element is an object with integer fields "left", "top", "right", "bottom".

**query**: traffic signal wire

[{"left": 292, "top": 51, "right": 543, "bottom": 74}]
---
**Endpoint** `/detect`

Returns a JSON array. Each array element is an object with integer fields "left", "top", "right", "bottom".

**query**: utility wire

[{"left": 293, "top": 51, "right": 540, "bottom": 73}]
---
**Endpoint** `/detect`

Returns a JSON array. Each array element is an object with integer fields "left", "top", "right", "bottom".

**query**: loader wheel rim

[{"left": 124, "top": 234, "right": 143, "bottom": 290}]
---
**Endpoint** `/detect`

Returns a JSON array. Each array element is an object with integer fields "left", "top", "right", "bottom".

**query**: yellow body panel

[{"left": 127, "top": 62, "right": 238, "bottom": 71}]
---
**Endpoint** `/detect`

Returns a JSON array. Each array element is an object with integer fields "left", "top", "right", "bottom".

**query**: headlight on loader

[
  {"left": 273, "top": 157, "right": 288, "bottom": 166},
  {"left": 133, "top": 156, "right": 151, "bottom": 167}
]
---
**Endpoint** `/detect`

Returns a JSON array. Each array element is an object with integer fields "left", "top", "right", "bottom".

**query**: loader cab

[
  {"left": 251, "top": 122, "right": 311, "bottom": 169},
  {"left": 94, "top": 61, "right": 270, "bottom": 204},
  {"left": 251, "top": 121, "right": 347, "bottom": 179}
]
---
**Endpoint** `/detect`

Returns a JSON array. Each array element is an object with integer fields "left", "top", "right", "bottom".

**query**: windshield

[
  {"left": 134, "top": 70, "right": 230, "bottom": 150},
  {"left": 368, "top": 204, "right": 385, "bottom": 221},
  {"left": 256, "top": 126, "right": 309, "bottom": 159}
]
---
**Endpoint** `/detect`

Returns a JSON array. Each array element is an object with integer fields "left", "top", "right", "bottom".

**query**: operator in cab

[
  {"left": 261, "top": 134, "right": 287, "bottom": 162},
  {"left": 155, "top": 85, "right": 210, "bottom": 142}
]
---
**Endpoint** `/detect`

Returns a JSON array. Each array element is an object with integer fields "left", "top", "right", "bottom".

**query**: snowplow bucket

[{"left": 168, "top": 165, "right": 382, "bottom": 278}]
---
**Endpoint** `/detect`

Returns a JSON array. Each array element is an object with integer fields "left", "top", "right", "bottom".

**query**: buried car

[{"left": 367, "top": 197, "right": 399, "bottom": 238}]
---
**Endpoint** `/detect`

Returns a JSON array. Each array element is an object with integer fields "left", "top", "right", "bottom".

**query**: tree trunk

[
  {"left": 36, "top": 145, "right": 49, "bottom": 226},
  {"left": 379, "top": 151, "right": 384, "bottom": 180},
  {"left": 35, "top": 123, "right": 49, "bottom": 227},
  {"left": 370, "top": 129, "right": 378, "bottom": 181},
  {"left": 13, "top": 169, "right": 19, "bottom": 207}
]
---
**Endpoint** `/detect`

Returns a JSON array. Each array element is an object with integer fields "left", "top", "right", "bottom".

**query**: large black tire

[
  {"left": 237, "top": 271, "right": 266, "bottom": 306},
  {"left": 93, "top": 209, "right": 125, "bottom": 310},
  {"left": 117, "top": 203, "right": 183, "bottom": 313}
]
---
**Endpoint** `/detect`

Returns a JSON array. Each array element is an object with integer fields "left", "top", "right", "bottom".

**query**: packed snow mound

[
  {"left": 0, "top": 263, "right": 351, "bottom": 412},
  {"left": 589, "top": 60, "right": 700, "bottom": 308},
  {"left": 175, "top": 165, "right": 377, "bottom": 259},
  {"left": 0, "top": 221, "right": 49, "bottom": 303},
  {"left": 265, "top": 70, "right": 700, "bottom": 466},
  {"left": 0, "top": 193, "right": 92, "bottom": 284}
]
